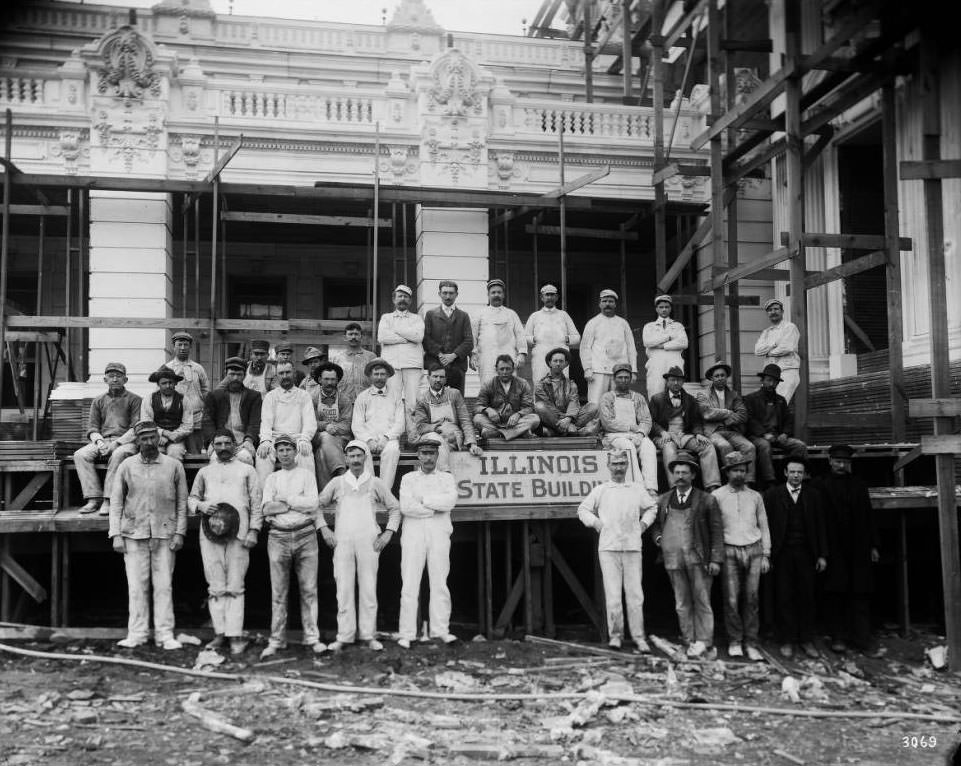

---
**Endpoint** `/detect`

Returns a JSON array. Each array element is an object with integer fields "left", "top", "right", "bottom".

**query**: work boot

[
  {"left": 686, "top": 641, "right": 706, "bottom": 658},
  {"left": 779, "top": 644, "right": 795, "bottom": 659},
  {"left": 397, "top": 638, "right": 411, "bottom": 649},
  {"left": 97, "top": 499, "right": 111, "bottom": 517},
  {"left": 440, "top": 633, "right": 458, "bottom": 645},
  {"left": 745, "top": 645, "right": 764, "bottom": 662},
  {"left": 259, "top": 644, "right": 281, "bottom": 661},
  {"left": 229, "top": 638, "right": 248, "bottom": 656},
  {"left": 634, "top": 638, "right": 651, "bottom": 654},
  {"left": 307, "top": 641, "right": 327, "bottom": 655},
  {"left": 205, "top": 634, "right": 226, "bottom": 651},
  {"left": 728, "top": 643, "right": 744, "bottom": 658},
  {"left": 800, "top": 642, "right": 819, "bottom": 659},
  {"left": 367, "top": 639, "right": 384, "bottom": 652},
  {"left": 608, "top": 636, "right": 622, "bottom": 650},
  {"left": 79, "top": 498, "right": 102, "bottom": 515},
  {"left": 157, "top": 638, "right": 182, "bottom": 651},
  {"left": 116, "top": 636, "right": 146, "bottom": 649},
  {"left": 327, "top": 641, "right": 346, "bottom": 652}
]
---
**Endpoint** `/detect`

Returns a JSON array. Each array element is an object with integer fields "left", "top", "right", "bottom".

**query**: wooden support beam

[
  {"left": 651, "top": 163, "right": 710, "bottom": 185},
  {"left": 220, "top": 211, "right": 391, "bottom": 227},
  {"left": 656, "top": 215, "right": 713, "bottom": 293},
  {"left": 3, "top": 331, "right": 60, "bottom": 343},
  {"left": 708, "top": 247, "right": 793, "bottom": 291},
  {"left": 803, "top": 127, "right": 835, "bottom": 171},
  {"left": 541, "top": 166, "right": 610, "bottom": 198},
  {"left": 669, "top": 294, "right": 760, "bottom": 306},
  {"left": 4, "top": 316, "right": 371, "bottom": 333},
  {"left": 892, "top": 444, "right": 923, "bottom": 474},
  {"left": 491, "top": 206, "right": 530, "bottom": 229},
  {"left": 524, "top": 224, "right": 638, "bottom": 240},
  {"left": 780, "top": 232, "right": 912, "bottom": 251},
  {"left": 203, "top": 136, "right": 243, "bottom": 183},
  {"left": 920, "top": 435, "right": 961, "bottom": 455},
  {"left": 899, "top": 160, "right": 961, "bottom": 180},
  {"left": 9, "top": 473, "right": 50, "bottom": 511},
  {"left": 548, "top": 539, "right": 605, "bottom": 635},
  {"left": 9, "top": 205, "right": 69, "bottom": 216},
  {"left": 691, "top": 67, "right": 792, "bottom": 150},
  {"left": 909, "top": 399, "right": 961, "bottom": 418},
  {"left": 720, "top": 38, "right": 772, "bottom": 52},
  {"left": 725, "top": 138, "right": 784, "bottom": 185},
  {"left": 803, "top": 250, "right": 888, "bottom": 290},
  {"left": 662, "top": 0, "right": 708, "bottom": 49},
  {"left": 801, "top": 72, "right": 888, "bottom": 138},
  {"left": 0, "top": 549, "right": 47, "bottom": 604}
]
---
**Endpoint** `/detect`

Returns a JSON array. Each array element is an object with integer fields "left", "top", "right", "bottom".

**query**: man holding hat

[
  {"left": 377, "top": 285, "right": 425, "bottom": 416},
  {"left": 577, "top": 449, "right": 657, "bottom": 652},
  {"left": 352, "top": 358, "right": 405, "bottom": 490},
  {"left": 598, "top": 363, "right": 658, "bottom": 493},
  {"left": 166, "top": 330, "right": 210, "bottom": 454},
  {"left": 299, "top": 345, "right": 327, "bottom": 405},
  {"left": 331, "top": 323, "right": 374, "bottom": 400},
  {"left": 712, "top": 452, "right": 770, "bottom": 661},
  {"left": 422, "top": 280, "right": 474, "bottom": 393},
  {"left": 311, "top": 361, "right": 355, "bottom": 489},
  {"left": 651, "top": 450, "right": 724, "bottom": 658},
  {"left": 257, "top": 360, "right": 318, "bottom": 485},
  {"left": 141, "top": 365, "right": 193, "bottom": 462},
  {"left": 397, "top": 432, "right": 459, "bottom": 648},
  {"left": 697, "top": 361, "right": 756, "bottom": 484},
  {"left": 202, "top": 356, "right": 262, "bottom": 465},
  {"left": 413, "top": 364, "right": 482, "bottom": 465},
  {"left": 317, "top": 440, "right": 400, "bottom": 652},
  {"left": 812, "top": 444, "right": 881, "bottom": 657},
  {"left": 642, "top": 295, "right": 688, "bottom": 398},
  {"left": 74, "top": 362, "right": 142, "bottom": 516},
  {"left": 743, "top": 364, "right": 808, "bottom": 489},
  {"left": 649, "top": 367, "right": 721, "bottom": 491},
  {"left": 581, "top": 289, "right": 638, "bottom": 406},
  {"left": 244, "top": 339, "right": 276, "bottom": 394},
  {"left": 524, "top": 283, "right": 580, "bottom": 382},
  {"left": 754, "top": 298, "right": 800, "bottom": 403},
  {"left": 534, "top": 347, "right": 600, "bottom": 437},
  {"left": 471, "top": 278, "right": 526, "bottom": 385},
  {"left": 109, "top": 420, "right": 188, "bottom": 650},
  {"left": 473, "top": 355, "right": 541, "bottom": 441},
  {"left": 188, "top": 428, "right": 262, "bottom": 655},
  {"left": 254, "top": 433, "right": 325, "bottom": 659}
]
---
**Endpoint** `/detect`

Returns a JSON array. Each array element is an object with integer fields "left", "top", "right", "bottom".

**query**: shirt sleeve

[
  {"left": 108, "top": 460, "right": 129, "bottom": 538},
  {"left": 754, "top": 327, "right": 773, "bottom": 356},
  {"left": 580, "top": 318, "right": 595, "bottom": 373},
  {"left": 259, "top": 392, "right": 275, "bottom": 443},
  {"left": 625, "top": 320, "right": 639, "bottom": 373},
  {"left": 377, "top": 314, "right": 403, "bottom": 345},
  {"left": 246, "top": 466, "right": 263, "bottom": 532},
  {"left": 287, "top": 470, "right": 319, "bottom": 514},
  {"left": 757, "top": 494, "right": 771, "bottom": 556},
  {"left": 399, "top": 473, "right": 432, "bottom": 519},
  {"left": 187, "top": 469, "right": 206, "bottom": 515},
  {"left": 635, "top": 395, "right": 652, "bottom": 436},
  {"left": 576, "top": 485, "right": 602, "bottom": 528},
  {"left": 299, "top": 392, "right": 317, "bottom": 442},
  {"left": 171, "top": 401, "right": 193, "bottom": 442},
  {"left": 377, "top": 480, "right": 402, "bottom": 532},
  {"left": 422, "top": 472, "right": 458, "bottom": 513},
  {"left": 771, "top": 323, "right": 800, "bottom": 355},
  {"left": 565, "top": 312, "right": 581, "bottom": 348},
  {"left": 511, "top": 310, "right": 527, "bottom": 357},
  {"left": 663, "top": 323, "right": 688, "bottom": 351},
  {"left": 174, "top": 462, "right": 188, "bottom": 537}
]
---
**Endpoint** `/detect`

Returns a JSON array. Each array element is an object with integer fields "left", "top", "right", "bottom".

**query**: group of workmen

[{"left": 76, "top": 278, "right": 879, "bottom": 660}]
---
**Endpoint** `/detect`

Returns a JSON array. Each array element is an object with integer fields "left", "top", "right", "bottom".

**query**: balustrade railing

[
  {"left": 0, "top": 76, "right": 47, "bottom": 106},
  {"left": 218, "top": 86, "right": 376, "bottom": 125}
]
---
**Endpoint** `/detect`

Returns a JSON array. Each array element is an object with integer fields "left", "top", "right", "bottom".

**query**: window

[
  {"left": 323, "top": 278, "right": 368, "bottom": 320},
  {"left": 228, "top": 276, "right": 287, "bottom": 320}
]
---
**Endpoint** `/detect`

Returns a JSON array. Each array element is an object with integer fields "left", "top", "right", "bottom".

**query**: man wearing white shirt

[
  {"left": 524, "top": 283, "right": 581, "bottom": 382},
  {"left": 471, "top": 279, "right": 527, "bottom": 384},
  {"left": 377, "top": 284, "right": 425, "bottom": 415},
  {"left": 351, "top": 358, "right": 405, "bottom": 491},
  {"left": 166, "top": 330, "right": 210, "bottom": 454},
  {"left": 256, "top": 361, "right": 317, "bottom": 484},
  {"left": 581, "top": 289, "right": 638, "bottom": 406},
  {"left": 754, "top": 298, "right": 801, "bottom": 403},
  {"left": 642, "top": 294, "right": 688, "bottom": 398}
]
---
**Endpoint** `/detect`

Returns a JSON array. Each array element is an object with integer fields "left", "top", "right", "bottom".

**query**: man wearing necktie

[
  {"left": 642, "top": 295, "right": 688, "bottom": 398},
  {"left": 422, "top": 280, "right": 474, "bottom": 393},
  {"left": 350, "top": 359, "right": 405, "bottom": 491},
  {"left": 743, "top": 364, "right": 808, "bottom": 489}
]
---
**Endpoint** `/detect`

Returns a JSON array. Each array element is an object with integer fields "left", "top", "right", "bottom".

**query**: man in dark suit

[
  {"left": 650, "top": 450, "right": 724, "bottom": 658},
  {"left": 423, "top": 280, "right": 474, "bottom": 393},
  {"left": 764, "top": 458, "right": 827, "bottom": 660},
  {"left": 202, "top": 356, "right": 263, "bottom": 465},
  {"left": 743, "top": 363, "right": 807, "bottom": 489}
]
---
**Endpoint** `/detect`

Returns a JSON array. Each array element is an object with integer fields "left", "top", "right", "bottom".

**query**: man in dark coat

[
  {"left": 202, "top": 356, "right": 263, "bottom": 465},
  {"left": 423, "top": 280, "right": 474, "bottom": 393},
  {"left": 812, "top": 444, "right": 880, "bottom": 657},
  {"left": 764, "top": 457, "right": 827, "bottom": 659},
  {"left": 743, "top": 363, "right": 807, "bottom": 489}
]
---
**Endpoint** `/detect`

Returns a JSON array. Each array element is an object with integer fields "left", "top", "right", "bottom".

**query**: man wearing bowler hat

[
  {"left": 598, "top": 362, "right": 659, "bottom": 494},
  {"left": 202, "top": 356, "right": 262, "bottom": 465},
  {"left": 75, "top": 362, "right": 142, "bottom": 516},
  {"left": 652, "top": 450, "right": 724, "bottom": 658},
  {"left": 642, "top": 294, "right": 688, "bottom": 398},
  {"left": 377, "top": 284, "right": 425, "bottom": 416},
  {"left": 525, "top": 283, "right": 580, "bottom": 382},
  {"left": 697, "top": 360, "right": 756, "bottom": 484},
  {"left": 713, "top": 452, "right": 770, "bottom": 661},
  {"left": 471, "top": 278, "right": 526, "bottom": 385},
  {"left": 109, "top": 420, "right": 188, "bottom": 650},
  {"left": 311, "top": 361, "right": 355, "bottom": 489},
  {"left": 534, "top": 347, "right": 600, "bottom": 437},
  {"left": 743, "top": 363, "right": 808, "bottom": 489},
  {"left": 581, "top": 288, "right": 638, "bottom": 406},
  {"left": 244, "top": 339, "right": 276, "bottom": 394},
  {"left": 352, "top": 358, "right": 405, "bottom": 490},
  {"left": 166, "top": 330, "right": 210, "bottom": 454},
  {"left": 754, "top": 298, "right": 800, "bottom": 404},
  {"left": 422, "top": 280, "right": 473, "bottom": 393},
  {"left": 141, "top": 365, "right": 193, "bottom": 462}
]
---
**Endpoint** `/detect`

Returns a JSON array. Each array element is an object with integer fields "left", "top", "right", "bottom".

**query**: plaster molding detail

[
  {"left": 168, "top": 133, "right": 210, "bottom": 179},
  {"left": 50, "top": 129, "right": 89, "bottom": 175}
]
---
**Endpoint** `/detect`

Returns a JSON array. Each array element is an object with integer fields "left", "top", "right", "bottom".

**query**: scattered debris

[
  {"left": 181, "top": 692, "right": 255, "bottom": 743},
  {"left": 925, "top": 645, "right": 947, "bottom": 670},
  {"left": 175, "top": 633, "right": 202, "bottom": 646},
  {"left": 433, "top": 670, "right": 479, "bottom": 693},
  {"left": 781, "top": 676, "right": 801, "bottom": 703},
  {"left": 192, "top": 649, "right": 225, "bottom": 671},
  {"left": 689, "top": 726, "right": 740, "bottom": 750},
  {"left": 773, "top": 749, "right": 807, "bottom": 764}
]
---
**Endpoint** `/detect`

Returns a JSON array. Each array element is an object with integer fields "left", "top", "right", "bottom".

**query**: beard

[
  {"left": 227, "top": 380, "right": 244, "bottom": 393},
  {"left": 141, "top": 445, "right": 160, "bottom": 460},
  {"left": 216, "top": 447, "right": 234, "bottom": 462},
  {"left": 250, "top": 360, "right": 265, "bottom": 374}
]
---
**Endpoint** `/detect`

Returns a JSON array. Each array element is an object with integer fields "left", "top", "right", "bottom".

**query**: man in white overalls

[
  {"left": 642, "top": 294, "right": 688, "bottom": 398},
  {"left": 524, "top": 283, "right": 581, "bottom": 382},
  {"left": 470, "top": 279, "right": 527, "bottom": 384}
]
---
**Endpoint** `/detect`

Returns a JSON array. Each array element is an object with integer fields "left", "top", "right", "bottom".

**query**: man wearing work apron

[
  {"left": 524, "top": 283, "right": 580, "bottom": 382},
  {"left": 412, "top": 364, "right": 483, "bottom": 468},
  {"left": 470, "top": 279, "right": 527, "bottom": 384}
]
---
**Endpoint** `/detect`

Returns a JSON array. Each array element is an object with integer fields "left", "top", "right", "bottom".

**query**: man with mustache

[
  {"left": 257, "top": 360, "right": 317, "bottom": 484},
  {"left": 754, "top": 298, "right": 800, "bottom": 404},
  {"left": 311, "top": 361, "right": 355, "bottom": 489},
  {"left": 581, "top": 289, "right": 638, "bottom": 406},
  {"left": 141, "top": 365, "right": 193, "bottom": 462},
  {"left": 331, "top": 323, "right": 375, "bottom": 400},
  {"left": 422, "top": 280, "right": 473, "bottom": 394},
  {"left": 470, "top": 278, "right": 526, "bottom": 385},
  {"left": 165, "top": 330, "right": 210, "bottom": 454},
  {"left": 524, "top": 283, "right": 580, "bottom": 382},
  {"left": 377, "top": 285, "right": 425, "bottom": 418},
  {"left": 642, "top": 295, "right": 688, "bottom": 398},
  {"left": 202, "top": 357, "right": 262, "bottom": 466},
  {"left": 299, "top": 346, "right": 327, "bottom": 405}
]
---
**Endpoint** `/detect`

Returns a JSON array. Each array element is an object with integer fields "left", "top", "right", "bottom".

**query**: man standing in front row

[
  {"left": 397, "top": 433, "right": 459, "bottom": 648},
  {"left": 471, "top": 278, "right": 527, "bottom": 385},
  {"left": 577, "top": 449, "right": 657, "bottom": 653},
  {"left": 422, "top": 280, "right": 473, "bottom": 393},
  {"left": 318, "top": 440, "right": 400, "bottom": 653},
  {"left": 109, "top": 420, "right": 188, "bottom": 650},
  {"left": 651, "top": 451, "right": 724, "bottom": 658},
  {"left": 581, "top": 289, "right": 638, "bottom": 406},
  {"left": 473, "top": 355, "right": 541, "bottom": 441},
  {"left": 188, "top": 429, "right": 262, "bottom": 656}
]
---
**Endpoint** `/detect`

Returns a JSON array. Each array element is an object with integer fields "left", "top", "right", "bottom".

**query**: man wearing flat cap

[
  {"left": 351, "top": 358, "right": 405, "bottom": 491},
  {"left": 697, "top": 360, "right": 756, "bottom": 485},
  {"left": 141, "top": 365, "right": 193, "bottom": 462},
  {"left": 812, "top": 444, "right": 881, "bottom": 657},
  {"left": 74, "top": 362, "right": 142, "bottom": 516},
  {"left": 330, "top": 322, "right": 375, "bottom": 400},
  {"left": 257, "top": 360, "right": 318, "bottom": 485},
  {"left": 397, "top": 432, "right": 460, "bottom": 648},
  {"left": 109, "top": 420, "right": 188, "bottom": 650},
  {"left": 166, "top": 331, "right": 210, "bottom": 454},
  {"left": 377, "top": 285, "right": 425, "bottom": 419},
  {"left": 422, "top": 280, "right": 473, "bottom": 394},
  {"left": 471, "top": 278, "right": 526, "bottom": 385},
  {"left": 534, "top": 348, "right": 600, "bottom": 437},
  {"left": 743, "top": 364, "right": 808, "bottom": 489},
  {"left": 525, "top": 283, "right": 580, "bottom": 382},
  {"left": 244, "top": 339, "right": 277, "bottom": 394},
  {"left": 581, "top": 289, "right": 638, "bottom": 407},
  {"left": 299, "top": 345, "right": 327, "bottom": 405},
  {"left": 642, "top": 295, "right": 688, "bottom": 398},
  {"left": 202, "top": 356, "right": 262, "bottom": 465},
  {"left": 413, "top": 364, "right": 482, "bottom": 466},
  {"left": 188, "top": 428, "right": 262, "bottom": 656},
  {"left": 473, "top": 355, "right": 541, "bottom": 441},
  {"left": 651, "top": 450, "right": 724, "bottom": 659},
  {"left": 598, "top": 362, "right": 659, "bottom": 493},
  {"left": 754, "top": 298, "right": 800, "bottom": 404},
  {"left": 311, "top": 361, "right": 355, "bottom": 489}
]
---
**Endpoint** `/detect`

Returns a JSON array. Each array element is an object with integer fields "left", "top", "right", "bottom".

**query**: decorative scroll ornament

[
  {"left": 96, "top": 25, "right": 161, "bottom": 102},
  {"left": 428, "top": 49, "right": 481, "bottom": 117}
]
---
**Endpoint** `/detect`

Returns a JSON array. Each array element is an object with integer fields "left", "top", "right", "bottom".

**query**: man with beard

[
  {"left": 743, "top": 364, "right": 808, "bottom": 489},
  {"left": 472, "top": 355, "right": 541, "bottom": 441},
  {"left": 318, "top": 440, "right": 400, "bottom": 652},
  {"left": 351, "top": 358, "right": 405, "bottom": 491},
  {"left": 188, "top": 429, "right": 262, "bottom": 656},
  {"left": 534, "top": 348, "right": 600, "bottom": 437},
  {"left": 712, "top": 452, "right": 770, "bottom": 661},
  {"left": 470, "top": 278, "right": 526, "bottom": 385},
  {"left": 109, "top": 420, "right": 188, "bottom": 650},
  {"left": 255, "top": 433, "right": 326, "bottom": 659},
  {"left": 642, "top": 295, "right": 688, "bottom": 398},
  {"left": 243, "top": 339, "right": 276, "bottom": 395},
  {"left": 74, "top": 362, "right": 142, "bottom": 516},
  {"left": 312, "top": 361, "right": 355, "bottom": 489},
  {"left": 257, "top": 361, "right": 317, "bottom": 484},
  {"left": 140, "top": 365, "right": 193, "bottom": 462},
  {"left": 698, "top": 361, "right": 756, "bottom": 485},
  {"left": 813, "top": 444, "right": 881, "bottom": 657},
  {"left": 331, "top": 323, "right": 375, "bottom": 401},
  {"left": 166, "top": 331, "right": 209, "bottom": 454},
  {"left": 581, "top": 289, "right": 638, "bottom": 406},
  {"left": 377, "top": 285, "right": 425, "bottom": 417},
  {"left": 202, "top": 357, "right": 262, "bottom": 465},
  {"left": 598, "top": 363, "right": 658, "bottom": 494},
  {"left": 422, "top": 280, "right": 473, "bottom": 393},
  {"left": 413, "top": 364, "right": 482, "bottom": 467},
  {"left": 275, "top": 341, "right": 305, "bottom": 387},
  {"left": 754, "top": 298, "right": 801, "bottom": 403},
  {"left": 524, "top": 284, "right": 580, "bottom": 382},
  {"left": 299, "top": 346, "right": 326, "bottom": 405}
]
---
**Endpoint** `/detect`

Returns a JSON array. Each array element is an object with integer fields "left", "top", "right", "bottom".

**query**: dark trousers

[
  {"left": 444, "top": 364, "right": 465, "bottom": 393},
  {"left": 826, "top": 591, "right": 873, "bottom": 649},
  {"left": 774, "top": 543, "right": 817, "bottom": 644}
]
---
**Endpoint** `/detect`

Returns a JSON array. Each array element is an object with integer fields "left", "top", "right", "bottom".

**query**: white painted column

[
  {"left": 415, "top": 207, "right": 489, "bottom": 396},
  {"left": 87, "top": 191, "right": 173, "bottom": 386}
]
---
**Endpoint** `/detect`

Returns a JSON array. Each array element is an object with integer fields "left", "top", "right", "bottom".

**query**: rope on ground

[{"left": 1, "top": 641, "right": 959, "bottom": 723}]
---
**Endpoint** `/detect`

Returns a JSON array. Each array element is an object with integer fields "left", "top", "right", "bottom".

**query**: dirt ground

[{"left": 0, "top": 629, "right": 959, "bottom": 766}]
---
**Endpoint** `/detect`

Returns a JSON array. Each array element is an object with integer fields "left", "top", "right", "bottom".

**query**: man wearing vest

[
  {"left": 422, "top": 280, "right": 474, "bottom": 394},
  {"left": 534, "top": 347, "right": 600, "bottom": 437},
  {"left": 312, "top": 361, "right": 355, "bottom": 490},
  {"left": 166, "top": 330, "right": 210, "bottom": 454},
  {"left": 413, "top": 364, "right": 482, "bottom": 468},
  {"left": 141, "top": 365, "right": 193, "bottom": 461},
  {"left": 202, "top": 356, "right": 262, "bottom": 466}
]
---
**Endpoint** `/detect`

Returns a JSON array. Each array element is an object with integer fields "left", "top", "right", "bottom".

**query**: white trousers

[
  {"left": 199, "top": 534, "right": 249, "bottom": 638},
  {"left": 366, "top": 439, "right": 400, "bottom": 492},
  {"left": 333, "top": 533, "right": 380, "bottom": 643},
  {"left": 606, "top": 434, "right": 659, "bottom": 490},
  {"left": 122, "top": 538, "right": 176, "bottom": 643},
  {"left": 777, "top": 369, "right": 800, "bottom": 404},
  {"left": 387, "top": 368, "right": 424, "bottom": 413},
  {"left": 645, "top": 351, "right": 685, "bottom": 398},
  {"left": 399, "top": 515, "right": 452, "bottom": 640},
  {"left": 587, "top": 373, "right": 614, "bottom": 407},
  {"left": 598, "top": 550, "right": 646, "bottom": 643}
]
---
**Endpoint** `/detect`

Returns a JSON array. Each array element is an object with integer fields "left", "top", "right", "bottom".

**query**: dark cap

[
  {"left": 828, "top": 444, "right": 855, "bottom": 459},
  {"left": 133, "top": 420, "right": 159, "bottom": 437},
  {"left": 249, "top": 339, "right": 270, "bottom": 352},
  {"left": 171, "top": 331, "right": 193, "bottom": 343},
  {"left": 668, "top": 450, "right": 699, "bottom": 472},
  {"left": 224, "top": 356, "right": 246, "bottom": 372}
]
